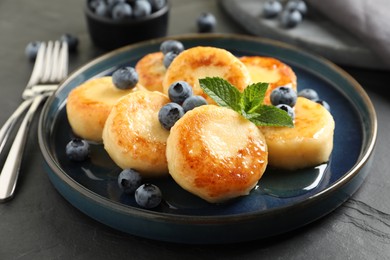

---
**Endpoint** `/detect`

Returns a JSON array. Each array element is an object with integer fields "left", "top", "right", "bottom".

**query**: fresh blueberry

[
  {"left": 133, "top": 0, "right": 152, "bottom": 18},
  {"left": 60, "top": 33, "right": 79, "bottom": 52},
  {"left": 182, "top": 95, "right": 208, "bottom": 112},
  {"left": 89, "top": 0, "right": 108, "bottom": 14},
  {"left": 270, "top": 86, "right": 297, "bottom": 107},
  {"left": 148, "top": 0, "right": 166, "bottom": 12},
  {"left": 135, "top": 183, "right": 162, "bottom": 208},
  {"left": 111, "top": 2, "right": 132, "bottom": 20},
  {"left": 276, "top": 104, "right": 295, "bottom": 120},
  {"left": 118, "top": 168, "right": 142, "bottom": 194},
  {"left": 88, "top": 0, "right": 104, "bottom": 12},
  {"left": 158, "top": 102, "right": 185, "bottom": 130},
  {"left": 95, "top": 2, "right": 109, "bottom": 17},
  {"left": 280, "top": 9, "right": 303, "bottom": 28},
  {"left": 163, "top": 51, "right": 179, "bottom": 68},
  {"left": 285, "top": 0, "right": 308, "bottom": 16},
  {"left": 197, "top": 12, "right": 217, "bottom": 33},
  {"left": 168, "top": 81, "right": 193, "bottom": 104},
  {"left": 112, "top": 67, "right": 138, "bottom": 89},
  {"left": 298, "top": 88, "right": 319, "bottom": 101},
  {"left": 25, "top": 41, "right": 42, "bottom": 60},
  {"left": 160, "top": 40, "right": 184, "bottom": 55},
  {"left": 263, "top": 0, "right": 283, "bottom": 18},
  {"left": 65, "top": 138, "right": 90, "bottom": 162},
  {"left": 315, "top": 99, "right": 331, "bottom": 112},
  {"left": 89, "top": 0, "right": 110, "bottom": 17},
  {"left": 106, "top": 0, "right": 126, "bottom": 12}
]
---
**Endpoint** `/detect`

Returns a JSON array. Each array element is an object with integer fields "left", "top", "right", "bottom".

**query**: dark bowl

[{"left": 84, "top": 0, "right": 170, "bottom": 50}]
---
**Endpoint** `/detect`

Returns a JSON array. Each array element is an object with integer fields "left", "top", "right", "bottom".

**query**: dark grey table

[{"left": 0, "top": 1, "right": 389, "bottom": 259}]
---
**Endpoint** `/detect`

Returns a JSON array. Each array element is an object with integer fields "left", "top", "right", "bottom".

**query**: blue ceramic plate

[{"left": 38, "top": 34, "right": 377, "bottom": 244}]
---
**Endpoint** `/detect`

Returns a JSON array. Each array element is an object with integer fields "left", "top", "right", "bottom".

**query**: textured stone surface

[{"left": 0, "top": 0, "right": 389, "bottom": 259}]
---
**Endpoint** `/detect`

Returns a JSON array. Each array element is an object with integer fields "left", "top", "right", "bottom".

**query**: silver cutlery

[{"left": 0, "top": 40, "right": 68, "bottom": 202}]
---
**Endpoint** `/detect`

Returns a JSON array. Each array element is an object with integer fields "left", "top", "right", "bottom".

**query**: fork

[{"left": 0, "top": 40, "right": 68, "bottom": 202}]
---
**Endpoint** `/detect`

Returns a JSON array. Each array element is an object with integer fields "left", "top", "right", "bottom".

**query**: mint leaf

[
  {"left": 247, "top": 105, "right": 294, "bottom": 127},
  {"left": 198, "top": 77, "right": 294, "bottom": 127},
  {"left": 242, "top": 82, "right": 268, "bottom": 113},
  {"left": 199, "top": 77, "right": 242, "bottom": 112}
]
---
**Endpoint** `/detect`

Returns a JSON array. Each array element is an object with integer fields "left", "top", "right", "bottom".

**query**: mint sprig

[{"left": 199, "top": 77, "right": 294, "bottom": 127}]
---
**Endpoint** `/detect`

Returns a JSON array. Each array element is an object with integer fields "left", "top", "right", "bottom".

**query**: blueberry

[
  {"left": 93, "top": 0, "right": 109, "bottom": 17},
  {"left": 118, "top": 169, "right": 142, "bottom": 194},
  {"left": 158, "top": 102, "right": 185, "bottom": 130},
  {"left": 133, "top": 0, "right": 152, "bottom": 18},
  {"left": 315, "top": 99, "right": 331, "bottom": 112},
  {"left": 112, "top": 67, "right": 138, "bottom": 89},
  {"left": 263, "top": 0, "right": 283, "bottom": 18},
  {"left": 298, "top": 88, "right": 319, "bottom": 101},
  {"left": 89, "top": 0, "right": 108, "bottom": 15},
  {"left": 107, "top": 0, "right": 126, "bottom": 12},
  {"left": 182, "top": 95, "right": 208, "bottom": 112},
  {"left": 270, "top": 86, "right": 297, "bottom": 107},
  {"left": 160, "top": 40, "right": 184, "bottom": 55},
  {"left": 111, "top": 2, "right": 132, "bottom": 20},
  {"left": 148, "top": 0, "right": 166, "bottom": 12},
  {"left": 280, "top": 9, "right": 303, "bottom": 28},
  {"left": 65, "top": 138, "right": 90, "bottom": 162},
  {"left": 276, "top": 104, "right": 295, "bottom": 120},
  {"left": 25, "top": 41, "right": 42, "bottom": 61},
  {"left": 168, "top": 81, "right": 193, "bottom": 104},
  {"left": 285, "top": 0, "right": 308, "bottom": 16},
  {"left": 60, "top": 33, "right": 79, "bottom": 52},
  {"left": 163, "top": 51, "right": 179, "bottom": 68},
  {"left": 135, "top": 183, "right": 162, "bottom": 208},
  {"left": 197, "top": 12, "right": 217, "bottom": 33},
  {"left": 88, "top": 0, "right": 104, "bottom": 12}
]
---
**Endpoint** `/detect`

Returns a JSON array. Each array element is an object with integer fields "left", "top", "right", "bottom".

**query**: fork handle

[
  {"left": 0, "top": 95, "right": 47, "bottom": 202},
  {"left": 0, "top": 99, "right": 34, "bottom": 154}
]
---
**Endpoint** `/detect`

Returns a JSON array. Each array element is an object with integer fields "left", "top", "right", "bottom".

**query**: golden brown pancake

[
  {"left": 163, "top": 46, "right": 251, "bottom": 104},
  {"left": 259, "top": 97, "right": 335, "bottom": 170},
  {"left": 239, "top": 56, "right": 297, "bottom": 105},
  {"left": 166, "top": 105, "right": 268, "bottom": 203},
  {"left": 102, "top": 90, "right": 170, "bottom": 177},
  {"left": 66, "top": 76, "right": 144, "bottom": 142},
  {"left": 135, "top": 51, "right": 166, "bottom": 93}
]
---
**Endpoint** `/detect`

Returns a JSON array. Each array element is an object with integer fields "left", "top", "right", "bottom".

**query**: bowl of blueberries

[{"left": 85, "top": 0, "right": 170, "bottom": 50}]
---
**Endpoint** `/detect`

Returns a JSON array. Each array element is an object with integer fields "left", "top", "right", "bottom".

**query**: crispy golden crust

[
  {"left": 167, "top": 105, "right": 268, "bottom": 203},
  {"left": 259, "top": 97, "right": 335, "bottom": 170},
  {"left": 66, "top": 76, "right": 144, "bottom": 142},
  {"left": 135, "top": 52, "right": 166, "bottom": 93},
  {"left": 163, "top": 46, "right": 251, "bottom": 104},
  {"left": 239, "top": 56, "right": 297, "bottom": 105},
  {"left": 102, "top": 90, "right": 170, "bottom": 177}
]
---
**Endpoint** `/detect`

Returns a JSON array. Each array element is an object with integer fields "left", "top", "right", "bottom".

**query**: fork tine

[
  {"left": 40, "top": 41, "right": 54, "bottom": 83},
  {"left": 57, "top": 41, "right": 68, "bottom": 82},
  {"left": 26, "top": 42, "right": 46, "bottom": 87},
  {"left": 62, "top": 42, "right": 69, "bottom": 79},
  {"left": 49, "top": 41, "right": 61, "bottom": 82}
]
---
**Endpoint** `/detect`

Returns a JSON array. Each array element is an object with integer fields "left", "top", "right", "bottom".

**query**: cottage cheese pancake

[
  {"left": 166, "top": 105, "right": 268, "bottom": 203},
  {"left": 259, "top": 97, "right": 335, "bottom": 170},
  {"left": 102, "top": 90, "right": 170, "bottom": 177},
  {"left": 66, "top": 76, "right": 144, "bottom": 142},
  {"left": 135, "top": 51, "right": 166, "bottom": 93},
  {"left": 163, "top": 46, "right": 251, "bottom": 104},
  {"left": 239, "top": 56, "right": 297, "bottom": 105}
]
